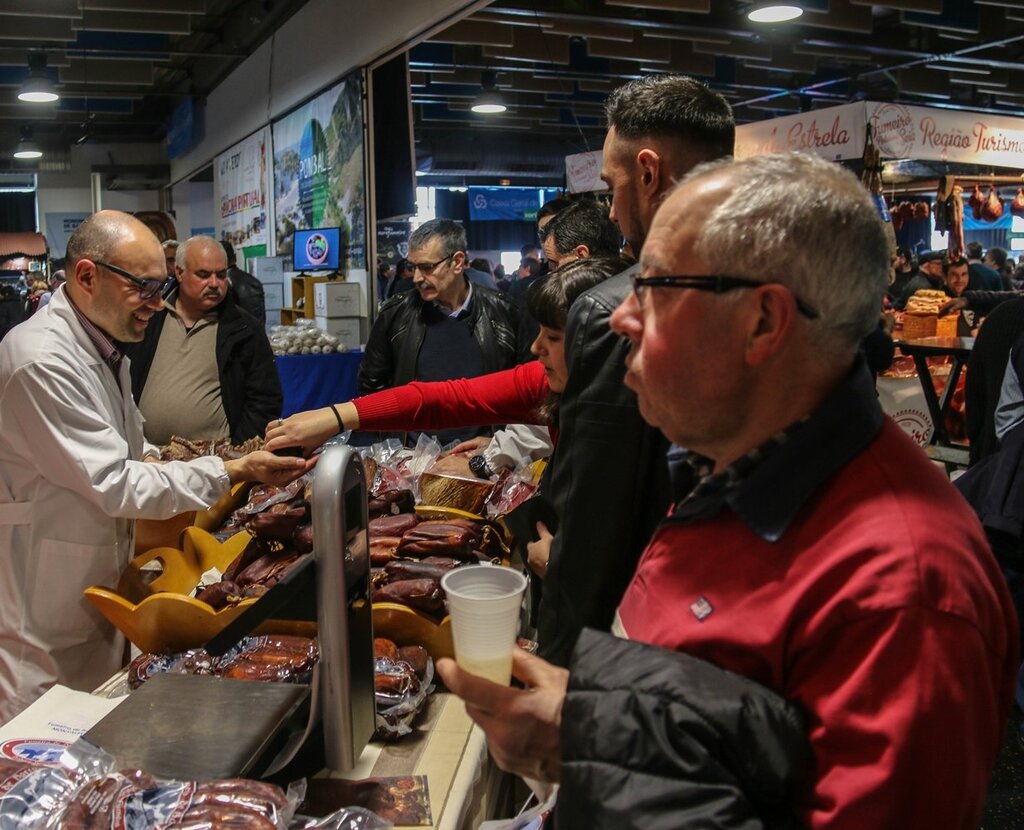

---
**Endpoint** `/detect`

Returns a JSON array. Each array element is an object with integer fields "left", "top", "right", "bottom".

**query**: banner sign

[
  {"left": 272, "top": 71, "right": 366, "bottom": 270},
  {"left": 736, "top": 101, "right": 1024, "bottom": 170},
  {"left": 868, "top": 102, "right": 1024, "bottom": 168},
  {"left": 468, "top": 187, "right": 541, "bottom": 222},
  {"left": 216, "top": 128, "right": 270, "bottom": 253},
  {"left": 377, "top": 221, "right": 410, "bottom": 266},
  {"left": 565, "top": 150, "right": 605, "bottom": 193},
  {"left": 734, "top": 102, "right": 866, "bottom": 161},
  {"left": 44, "top": 213, "right": 89, "bottom": 259}
]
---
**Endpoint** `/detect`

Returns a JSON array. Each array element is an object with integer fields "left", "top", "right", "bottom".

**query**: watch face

[{"left": 469, "top": 455, "right": 489, "bottom": 478}]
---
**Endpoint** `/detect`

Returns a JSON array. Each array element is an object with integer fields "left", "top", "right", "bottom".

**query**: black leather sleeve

[
  {"left": 537, "top": 270, "right": 672, "bottom": 667},
  {"left": 358, "top": 300, "right": 402, "bottom": 395}
]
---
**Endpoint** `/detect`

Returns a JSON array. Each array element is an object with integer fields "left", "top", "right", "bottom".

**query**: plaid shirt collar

[
  {"left": 65, "top": 288, "right": 123, "bottom": 378},
  {"left": 678, "top": 421, "right": 806, "bottom": 512}
]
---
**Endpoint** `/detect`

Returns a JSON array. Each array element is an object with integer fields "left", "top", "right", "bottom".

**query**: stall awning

[{"left": 0, "top": 232, "right": 47, "bottom": 258}]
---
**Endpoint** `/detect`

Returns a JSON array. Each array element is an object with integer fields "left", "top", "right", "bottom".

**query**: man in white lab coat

[{"left": 0, "top": 211, "right": 309, "bottom": 723}]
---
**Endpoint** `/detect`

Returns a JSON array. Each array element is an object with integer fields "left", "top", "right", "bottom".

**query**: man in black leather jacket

[
  {"left": 538, "top": 74, "right": 735, "bottom": 666},
  {"left": 358, "top": 218, "right": 528, "bottom": 444}
]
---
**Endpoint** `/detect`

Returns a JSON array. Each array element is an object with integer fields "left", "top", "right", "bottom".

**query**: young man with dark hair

[
  {"left": 539, "top": 200, "right": 621, "bottom": 271},
  {"left": 538, "top": 74, "right": 735, "bottom": 666}
]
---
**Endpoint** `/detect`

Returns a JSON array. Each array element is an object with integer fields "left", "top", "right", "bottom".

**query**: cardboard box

[
  {"left": 315, "top": 316, "right": 368, "bottom": 350},
  {"left": 313, "top": 280, "right": 367, "bottom": 317}
]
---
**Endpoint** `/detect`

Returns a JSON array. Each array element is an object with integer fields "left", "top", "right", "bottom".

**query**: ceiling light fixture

[
  {"left": 18, "top": 53, "right": 59, "bottom": 104},
  {"left": 471, "top": 70, "right": 507, "bottom": 114},
  {"left": 747, "top": 5, "right": 804, "bottom": 23},
  {"left": 13, "top": 140, "right": 42, "bottom": 160}
]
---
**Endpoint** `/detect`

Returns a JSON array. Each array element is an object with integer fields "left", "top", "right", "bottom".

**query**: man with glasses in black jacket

[{"left": 358, "top": 218, "right": 528, "bottom": 445}]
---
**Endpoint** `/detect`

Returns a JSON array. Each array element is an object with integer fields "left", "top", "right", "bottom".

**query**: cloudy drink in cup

[{"left": 441, "top": 564, "right": 528, "bottom": 685}]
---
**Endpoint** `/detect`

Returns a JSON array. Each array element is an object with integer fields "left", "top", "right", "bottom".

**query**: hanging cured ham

[
  {"left": 981, "top": 186, "right": 1004, "bottom": 222},
  {"left": 1011, "top": 187, "right": 1024, "bottom": 218},
  {"left": 968, "top": 184, "right": 985, "bottom": 220}
]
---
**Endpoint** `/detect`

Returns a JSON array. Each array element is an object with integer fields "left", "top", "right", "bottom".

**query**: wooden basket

[
  {"left": 902, "top": 312, "right": 936, "bottom": 340},
  {"left": 935, "top": 312, "right": 959, "bottom": 338},
  {"left": 134, "top": 482, "right": 252, "bottom": 556},
  {"left": 85, "top": 527, "right": 314, "bottom": 654}
]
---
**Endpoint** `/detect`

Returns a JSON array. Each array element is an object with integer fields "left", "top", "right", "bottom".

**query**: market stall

[
  {"left": 0, "top": 439, "right": 534, "bottom": 828},
  {"left": 737, "top": 102, "right": 1024, "bottom": 459}
]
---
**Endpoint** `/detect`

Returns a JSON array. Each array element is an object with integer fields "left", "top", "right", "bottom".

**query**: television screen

[{"left": 293, "top": 227, "right": 341, "bottom": 271}]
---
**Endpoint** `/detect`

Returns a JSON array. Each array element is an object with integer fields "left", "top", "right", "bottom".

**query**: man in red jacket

[{"left": 439, "top": 152, "right": 1018, "bottom": 828}]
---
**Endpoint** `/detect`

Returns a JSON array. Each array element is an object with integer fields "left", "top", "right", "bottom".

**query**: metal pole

[{"left": 90, "top": 172, "right": 103, "bottom": 213}]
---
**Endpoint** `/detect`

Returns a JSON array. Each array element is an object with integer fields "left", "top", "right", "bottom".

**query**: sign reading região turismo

[
  {"left": 734, "top": 102, "right": 866, "bottom": 161},
  {"left": 735, "top": 101, "right": 1024, "bottom": 170},
  {"left": 215, "top": 128, "right": 270, "bottom": 258},
  {"left": 868, "top": 102, "right": 1024, "bottom": 168}
]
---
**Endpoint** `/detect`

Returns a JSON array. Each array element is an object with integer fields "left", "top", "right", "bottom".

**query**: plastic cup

[{"left": 441, "top": 564, "right": 528, "bottom": 685}]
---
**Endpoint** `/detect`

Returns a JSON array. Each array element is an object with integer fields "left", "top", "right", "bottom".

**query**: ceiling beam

[
  {"left": 603, "top": 0, "right": 710, "bottom": 11},
  {"left": 587, "top": 33, "right": 672, "bottom": 64},
  {"left": 73, "top": 11, "right": 193, "bottom": 36},
  {"left": 429, "top": 20, "right": 515, "bottom": 48},
  {"left": 80, "top": 0, "right": 206, "bottom": 11},
  {"left": 0, "top": 0, "right": 81, "bottom": 18},
  {"left": 0, "top": 17, "right": 76, "bottom": 41},
  {"left": 60, "top": 58, "right": 156, "bottom": 85}
]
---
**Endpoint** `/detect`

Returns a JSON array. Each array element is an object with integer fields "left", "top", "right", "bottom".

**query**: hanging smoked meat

[
  {"left": 948, "top": 185, "right": 965, "bottom": 261},
  {"left": 913, "top": 201, "right": 930, "bottom": 221},
  {"left": 968, "top": 184, "right": 985, "bottom": 220},
  {"left": 982, "top": 186, "right": 1004, "bottom": 222},
  {"left": 934, "top": 175, "right": 954, "bottom": 234},
  {"left": 1011, "top": 187, "right": 1024, "bottom": 218}
]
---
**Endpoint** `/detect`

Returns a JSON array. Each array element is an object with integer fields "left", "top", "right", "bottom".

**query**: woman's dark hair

[
  {"left": 525, "top": 254, "right": 634, "bottom": 423},
  {"left": 527, "top": 255, "right": 634, "bottom": 330}
]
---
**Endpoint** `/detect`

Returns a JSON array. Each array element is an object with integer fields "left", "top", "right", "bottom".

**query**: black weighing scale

[{"left": 84, "top": 443, "right": 376, "bottom": 779}]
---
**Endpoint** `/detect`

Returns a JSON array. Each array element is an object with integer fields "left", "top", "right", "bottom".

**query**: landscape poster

[{"left": 272, "top": 71, "right": 366, "bottom": 271}]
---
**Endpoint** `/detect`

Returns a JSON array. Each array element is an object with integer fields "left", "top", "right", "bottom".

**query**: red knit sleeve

[{"left": 352, "top": 361, "right": 549, "bottom": 432}]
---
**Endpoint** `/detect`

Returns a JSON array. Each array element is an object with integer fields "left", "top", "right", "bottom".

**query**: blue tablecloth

[{"left": 275, "top": 351, "right": 363, "bottom": 417}]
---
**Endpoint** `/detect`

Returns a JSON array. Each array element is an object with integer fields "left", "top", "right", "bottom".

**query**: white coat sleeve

[
  {"left": 2, "top": 360, "right": 229, "bottom": 521},
  {"left": 483, "top": 423, "right": 554, "bottom": 470}
]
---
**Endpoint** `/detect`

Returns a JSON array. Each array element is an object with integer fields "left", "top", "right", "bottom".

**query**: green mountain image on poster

[
  {"left": 298, "top": 119, "right": 328, "bottom": 227},
  {"left": 272, "top": 71, "right": 366, "bottom": 271}
]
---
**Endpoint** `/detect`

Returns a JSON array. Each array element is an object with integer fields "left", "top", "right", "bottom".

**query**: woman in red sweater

[{"left": 264, "top": 255, "right": 630, "bottom": 455}]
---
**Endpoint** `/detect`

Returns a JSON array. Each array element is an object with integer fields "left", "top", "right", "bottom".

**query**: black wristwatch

[{"left": 468, "top": 454, "right": 494, "bottom": 480}]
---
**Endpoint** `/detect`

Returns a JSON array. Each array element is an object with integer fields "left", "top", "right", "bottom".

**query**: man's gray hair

[
  {"left": 682, "top": 153, "right": 888, "bottom": 352},
  {"left": 409, "top": 219, "right": 467, "bottom": 258},
  {"left": 176, "top": 235, "right": 226, "bottom": 269}
]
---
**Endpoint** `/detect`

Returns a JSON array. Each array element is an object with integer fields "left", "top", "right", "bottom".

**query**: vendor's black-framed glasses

[
  {"left": 631, "top": 274, "right": 821, "bottom": 320},
  {"left": 408, "top": 253, "right": 454, "bottom": 275},
  {"left": 94, "top": 260, "right": 168, "bottom": 301}
]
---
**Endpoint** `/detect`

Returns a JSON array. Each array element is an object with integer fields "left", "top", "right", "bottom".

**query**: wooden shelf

[{"left": 279, "top": 275, "right": 333, "bottom": 325}]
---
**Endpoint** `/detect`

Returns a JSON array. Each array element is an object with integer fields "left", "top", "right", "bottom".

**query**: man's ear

[
  {"left": 636, "top": 148, "right": 662, "bottom": 197},
  {"left": 745, "top": 285, "right": 798, "bottom": 366},
  {"left": 73, "top": 259, "right": 99, "bottom": 297},
  {"left": 451, "top": 251, "right": 467, "bottom": 272},
  {"left": 574, "top": 244, "right": 590, "bottom": 259}
]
